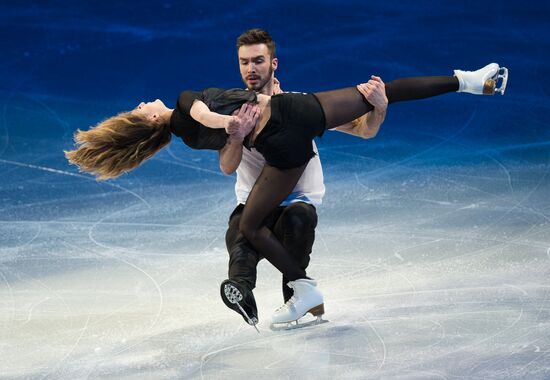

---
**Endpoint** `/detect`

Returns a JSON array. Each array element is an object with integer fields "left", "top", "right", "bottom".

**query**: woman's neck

[{"left": 160, "top": 109, "right": 174, "bottom": 125}]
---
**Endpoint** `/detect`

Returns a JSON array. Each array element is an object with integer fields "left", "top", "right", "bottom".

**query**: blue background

[
  {"left": 2, "top": 0, "right": 548, "bottom": 143},
  {"left": 2, "top": 0, "right": 549, "bottom": 219}
]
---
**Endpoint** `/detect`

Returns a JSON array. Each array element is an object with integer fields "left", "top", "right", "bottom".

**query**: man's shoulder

[{"left": 282, "top": 90, "right": 308, "bottom": 95}]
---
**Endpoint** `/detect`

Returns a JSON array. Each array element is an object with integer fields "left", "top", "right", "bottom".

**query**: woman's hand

[
  {"left": 225, "top": 102, "right": 261, "bottom": 141},
  {"left": 273, "top": 77, "right": 283, "bottom": 95},
  {"left": 357, "top": 76, "right": 388, "bottom": 111}
]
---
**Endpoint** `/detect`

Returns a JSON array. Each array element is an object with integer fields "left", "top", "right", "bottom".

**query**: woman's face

[{"left": 132, "top": 99, "right": 168, "bottom": 121}]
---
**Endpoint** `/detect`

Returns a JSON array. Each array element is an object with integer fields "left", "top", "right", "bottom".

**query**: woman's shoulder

[
  {"left": 203, "top": 88, "right": 256, "bottom": 100},
  {"left": 202, "top": 88, "right": 257, "bottom": 115}
]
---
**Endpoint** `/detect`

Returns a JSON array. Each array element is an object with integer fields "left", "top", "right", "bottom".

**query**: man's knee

[
  {"left": 279, "top": 203, "right": 318, "bottom": 238},
  {"left": 275, "top": 203, "right": 317, "bottom": 270}
]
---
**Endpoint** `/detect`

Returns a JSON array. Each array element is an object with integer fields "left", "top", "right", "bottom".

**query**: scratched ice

[{"left": 1, "top": 1, "right": 550, "bottom": 379}]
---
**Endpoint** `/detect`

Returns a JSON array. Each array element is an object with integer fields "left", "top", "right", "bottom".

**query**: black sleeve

[
  {"left": 178, "top": 90, "right": 202, "bottom": 114},
  {"left": 170, "top": 90, "right": 228, "bottom": 151}
]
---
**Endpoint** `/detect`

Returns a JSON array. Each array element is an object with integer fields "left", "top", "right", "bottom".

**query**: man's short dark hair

[{"left": 236, "top": 28, "right": 276, "bottom": 59}]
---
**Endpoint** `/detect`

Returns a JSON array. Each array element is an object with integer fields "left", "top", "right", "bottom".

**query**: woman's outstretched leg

[
  {"left": 315, "top": 63, "right": 505, "bottom": 129},
  {"left": 315, "top": 76, "right": 459, "bottom": 129}
]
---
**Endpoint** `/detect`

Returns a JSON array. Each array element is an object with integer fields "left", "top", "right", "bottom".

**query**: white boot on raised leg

[
  {"left": 271, "top": 278, "right": 324, "bottom": 325},
  {"left": 454, "top": 63, "right": 508, "bottom": 95}
]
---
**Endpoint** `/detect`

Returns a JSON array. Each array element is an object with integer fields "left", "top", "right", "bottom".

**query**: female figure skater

[{"left": 66, "top": 63, "right": 508, "bottom": 327}]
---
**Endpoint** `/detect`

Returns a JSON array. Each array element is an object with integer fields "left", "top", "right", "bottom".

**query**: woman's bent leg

[{"left": 239, "top": 164, "right": 308, "bottom": 281}]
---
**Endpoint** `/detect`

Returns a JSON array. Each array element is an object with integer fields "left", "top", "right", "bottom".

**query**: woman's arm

[
  {"left": 333, "top": 76, "right": 388, "bottom": 139},
  {"left": 334, "top": 109, "right": 386, "bottom": 139},
  {"left": 190, "top": 100, "right": 234, "bottom": 129}
]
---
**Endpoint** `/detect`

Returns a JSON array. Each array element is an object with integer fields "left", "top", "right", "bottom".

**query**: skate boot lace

[{"left": 276, "top": 295, "right": 298, "bottom": 313}]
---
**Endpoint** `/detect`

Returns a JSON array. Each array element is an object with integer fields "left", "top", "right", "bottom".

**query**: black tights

[
  {"left": 315, "top": 76, "right": 459, "bottom": 129},
  {"left": 240, "top": 76, "right": 459, "bottom": 280}
]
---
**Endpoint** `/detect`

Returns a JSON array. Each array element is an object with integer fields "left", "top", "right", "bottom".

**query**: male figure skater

[{"left": 219, "top": 29, "right": 388, "bottom": 328}]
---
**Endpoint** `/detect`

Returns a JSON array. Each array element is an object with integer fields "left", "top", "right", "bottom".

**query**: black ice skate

[{"left": 220, "top": 279, "right": 259, "bottom": 333}]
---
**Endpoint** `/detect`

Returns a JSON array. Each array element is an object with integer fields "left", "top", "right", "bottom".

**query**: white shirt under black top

[{"left": 235, "top": 141, "right": 325, "bottom": 206}]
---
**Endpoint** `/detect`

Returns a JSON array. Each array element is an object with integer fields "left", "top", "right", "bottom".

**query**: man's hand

[
  {"left": 225, "top": 103, "right": 261, "bottom": 141},
  {"left": 357, "top": 75, "right": 388, "bottom": 111}
]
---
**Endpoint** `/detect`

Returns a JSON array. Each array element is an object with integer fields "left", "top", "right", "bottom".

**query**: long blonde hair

[{"left": 65, "top": 111, "right": 172, "bottom": 180}]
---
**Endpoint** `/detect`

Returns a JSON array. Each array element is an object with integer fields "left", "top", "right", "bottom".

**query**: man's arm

[
  {"left": 218, "top": 103, "right": 261, "bottom": 175},
  {"left": 333, "top": 75, "right": 388, "bottom": 139},
  {"left": 219, "top": 136, "right": 245, "bottom": 175}
]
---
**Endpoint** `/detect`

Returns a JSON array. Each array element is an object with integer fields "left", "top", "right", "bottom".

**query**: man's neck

[{"left": 258, "top": 83, "right": 274, "bottom": 96}]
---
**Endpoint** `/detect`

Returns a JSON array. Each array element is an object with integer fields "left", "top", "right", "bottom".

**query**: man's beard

[{"left": 244, "top": 64, "right": 273, "bottom": 92}]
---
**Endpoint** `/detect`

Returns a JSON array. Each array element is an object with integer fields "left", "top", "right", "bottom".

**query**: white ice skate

[
  {"left": 454, "top": 63, "right": 508, "bottom": 95},
  {"left": 270, "top": 278, "right": 327, "bottom": 331}
]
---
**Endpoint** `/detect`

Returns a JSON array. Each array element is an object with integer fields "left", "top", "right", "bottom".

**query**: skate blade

[
  {"left": 484, "top": 67, "right": 508, "bottom": 95},
  {"left": 236, "top": 303, "right": 260, "bottom": 333},
  {"left": 495, "top": 67, "right": 508, "bottom": 95},
  {"left": 270, "top": 315, "right": 329, "bottom": 331}
]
